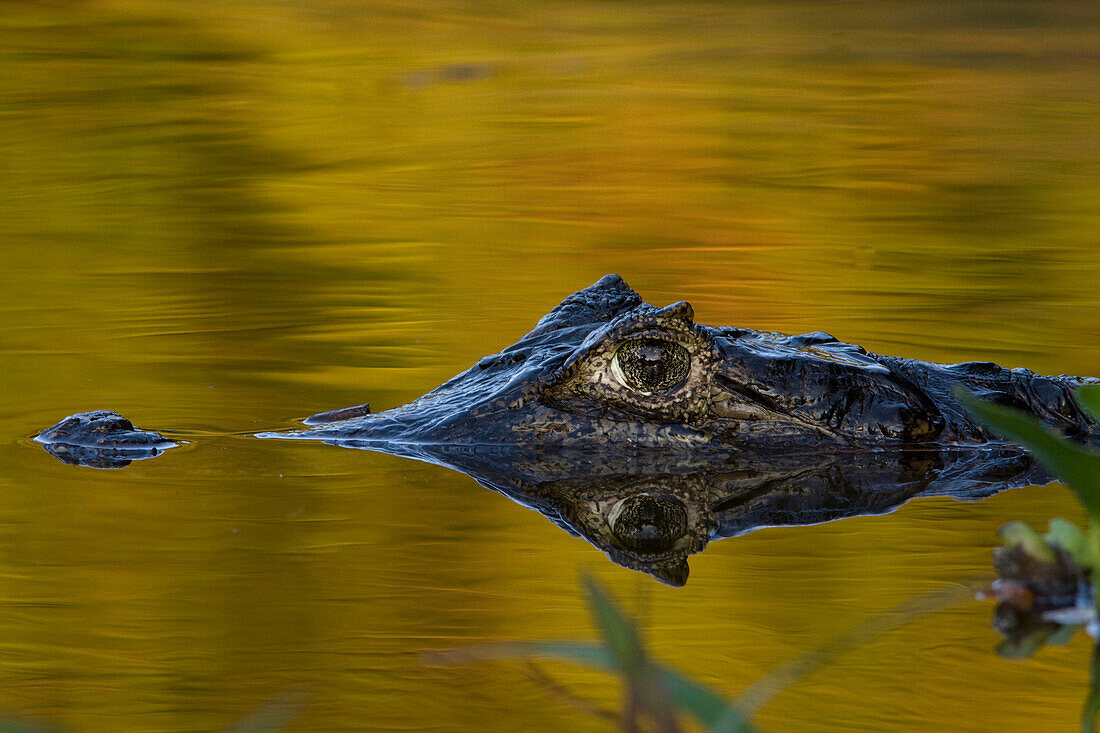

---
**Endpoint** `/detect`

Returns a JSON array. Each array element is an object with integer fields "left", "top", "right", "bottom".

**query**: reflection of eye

[
  {"left": 609, "top": 494, "right": 688, "bottom": 554},
  {"left": 613, "top": 338, "right": 690, "bottom": 392}
]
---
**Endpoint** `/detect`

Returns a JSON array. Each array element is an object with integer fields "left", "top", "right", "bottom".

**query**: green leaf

[
  {"left": 662, "top": 669, "right": 759, "bottom": 732},
  {"left": 580, "top": 576, "right": 685, "bottom": 731},
  {"left": 1046, "top": 518, "right": 1090, "bottom": 567},
  {"left": 580, "top": 575, "right": 645, "bottom": 674},
  {"left": 1000, "top": 521, "right": 1056, "bottom": 563},
  {"left": 1083, "top": 643, "right": 1100, "bottom": 733},
  {"left": 996, "top": 625, "right": 1056, "bottom": 659},
  {"left": 1045, "top": 623, "right": 1080, "bottom": 647},
  {"left": 956, "top": 389, "right": 1100, "bottom": 516},
  {"left": 656, "top": 667, "right": 730, "bottom": 725},
  {"left": 735, "top": 583, "right": 975, "bottom": 715},
  {"left": 1077, "top": 385, "right": 1100, "bottom": 425},
  {"left": 429, "top": 580, "right": 758, "bottom": 731},
  {"left": 423, "top": 641, "right": 613, "bottom": 670},
  {"left": 707, "top": 703, "right": 759, "bottom": 733},
  {"left": 427, "top": 639, "right": 756, "bottom": 730}
]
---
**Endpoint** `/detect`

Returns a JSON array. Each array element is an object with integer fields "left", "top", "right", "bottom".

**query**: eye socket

[{"left": 613, "top": 338, "right": 690, "bottom": 393}]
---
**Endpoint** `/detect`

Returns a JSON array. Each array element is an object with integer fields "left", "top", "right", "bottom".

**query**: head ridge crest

[{"left": 527, "top": 274, "right": 643, "bottom": 336}]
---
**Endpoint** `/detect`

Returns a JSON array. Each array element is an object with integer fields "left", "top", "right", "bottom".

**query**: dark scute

[
  {"left": 714, "top": 373, "right": 780, "bottom": 411},
  {"left": 787, "top": 331, "right": 839, "bottom": 346},
  {"left": 526, "top": 274, "right": 642, "bottom": 335},
  {"left": 476, "top": 350, "right": 528, "bottom": 370},
  {"left": 952, "top": 361, "right": 1008, "bottom": 377},
  {"left": 304, "top": 403, "right": 372, "bottom": 425},
  {"left": 37, "top": 409, "right": 134, "bottom": 442}
]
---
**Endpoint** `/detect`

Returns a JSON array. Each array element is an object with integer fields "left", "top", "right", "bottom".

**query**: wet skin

[
  {"left": 34, "top": 410, "right": 177, "bottom": 469},
  {"left": 262, "top": 274, "right": 1100, "bottom": 450},
  {"left": 32, "top": 275, "right": 1096, "bottom": 582},
  {"left": 37, "top": 274, "right": 1099, "bottom": 460}
]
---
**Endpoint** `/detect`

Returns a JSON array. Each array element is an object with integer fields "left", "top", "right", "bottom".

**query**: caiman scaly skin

[
  {"left": 34, "top": 274, "right": 1099, "bottom": 463},
  {"left": 261, "top": 274, "right": 1099, "bottom": 450},
  {"left": 32, "top": 276, "right": 1095, "bottom": 582}
]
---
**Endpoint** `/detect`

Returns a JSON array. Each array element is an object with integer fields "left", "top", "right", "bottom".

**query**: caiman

[
  {"left": 32, "top": 275, "right": 1098, "bottom": 583},
  {"left": 263, "top": 274, "right": 1099, "bottom": 449},
  {"left": 36, "top": 273, "right": 1099, "bottom": 459}
]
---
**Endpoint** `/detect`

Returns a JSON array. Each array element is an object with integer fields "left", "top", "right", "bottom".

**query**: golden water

[{"left": 2, "top": 1, "right": 1099, "bottom": 730}]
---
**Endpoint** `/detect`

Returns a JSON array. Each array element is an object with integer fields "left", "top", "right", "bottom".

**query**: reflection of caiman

[
  {"left": 33, "top": 275, "right": 1099, "bottom": 582},
  {"left": 37, "top": 273, "right": 1099, "bottom": 459},
  {"left": 356, "top": 444, "right": 1048, "bottom": 585}
]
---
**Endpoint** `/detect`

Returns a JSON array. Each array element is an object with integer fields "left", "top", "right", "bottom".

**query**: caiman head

[{"left": 260, "top": 274, "right": 945, "bottom": 449}]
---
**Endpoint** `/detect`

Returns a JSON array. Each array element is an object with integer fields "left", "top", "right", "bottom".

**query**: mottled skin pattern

[
  {"left": 33, "top": 276, "right": 1096, "bottom": 581},
  {"left": 36, "top": 274, "right": 1099, "bottom": 458},
  {"left": 262, "top": 274, "right": 1099, "bottom": 450}
]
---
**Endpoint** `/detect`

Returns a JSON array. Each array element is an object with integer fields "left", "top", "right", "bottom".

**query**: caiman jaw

[{"left": 257, "top": 408, "right": 433, "bottom": 445}]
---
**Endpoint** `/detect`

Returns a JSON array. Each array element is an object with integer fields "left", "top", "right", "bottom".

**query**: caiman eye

[{"left": 613, "top": 338, "right": 690, "bottom": 393}]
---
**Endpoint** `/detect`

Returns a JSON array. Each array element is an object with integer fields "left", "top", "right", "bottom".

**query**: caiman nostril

[{"left": 609, "top": 494, "right": 688, "bottom": 554}]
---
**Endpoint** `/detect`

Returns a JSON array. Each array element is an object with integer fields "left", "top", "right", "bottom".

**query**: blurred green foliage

[
  {"left": 429, "top": 577, "right": 756, "bottom": 732},
  {"left": 960, "top": 385, "right": 1100, "bottom": 733},
  {"left": 960, "top": 385, "right": 1100, "bottom": 600}
]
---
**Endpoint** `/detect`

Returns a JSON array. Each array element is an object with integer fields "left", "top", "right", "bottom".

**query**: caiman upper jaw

[{"left": 257, "top": 406, "right": 447, "bottom": 445}]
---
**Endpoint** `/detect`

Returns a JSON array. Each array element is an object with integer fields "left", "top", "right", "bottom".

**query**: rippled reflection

[
  {"left": 3, "top": 0, "right": 1100, "bottom": 729},
  {"left": 327, "top": 442, "right": 1048, "bottom": 586}
]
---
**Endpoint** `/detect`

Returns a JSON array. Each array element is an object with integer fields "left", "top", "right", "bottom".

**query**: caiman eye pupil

[{"left": 616, "top": 338, "right": 690, "bottom": 392}]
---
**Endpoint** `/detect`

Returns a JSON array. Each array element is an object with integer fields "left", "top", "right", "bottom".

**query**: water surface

[{"left": 2, "top": 1, "right": 1099, "bottom": 730}]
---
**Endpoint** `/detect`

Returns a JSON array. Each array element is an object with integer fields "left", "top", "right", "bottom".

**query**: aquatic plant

[
  {"left": 428, "top": 576, "right": 755, "bottom": 732},
  {"left": 959, "top": 386, "right": 1100, "bottom": 616},
  {"left": 428, "top": 576, "right": 973, "bottom": 732},
  {"left": 959, "top": 385, "right": 1100, "bottom": 732}
]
